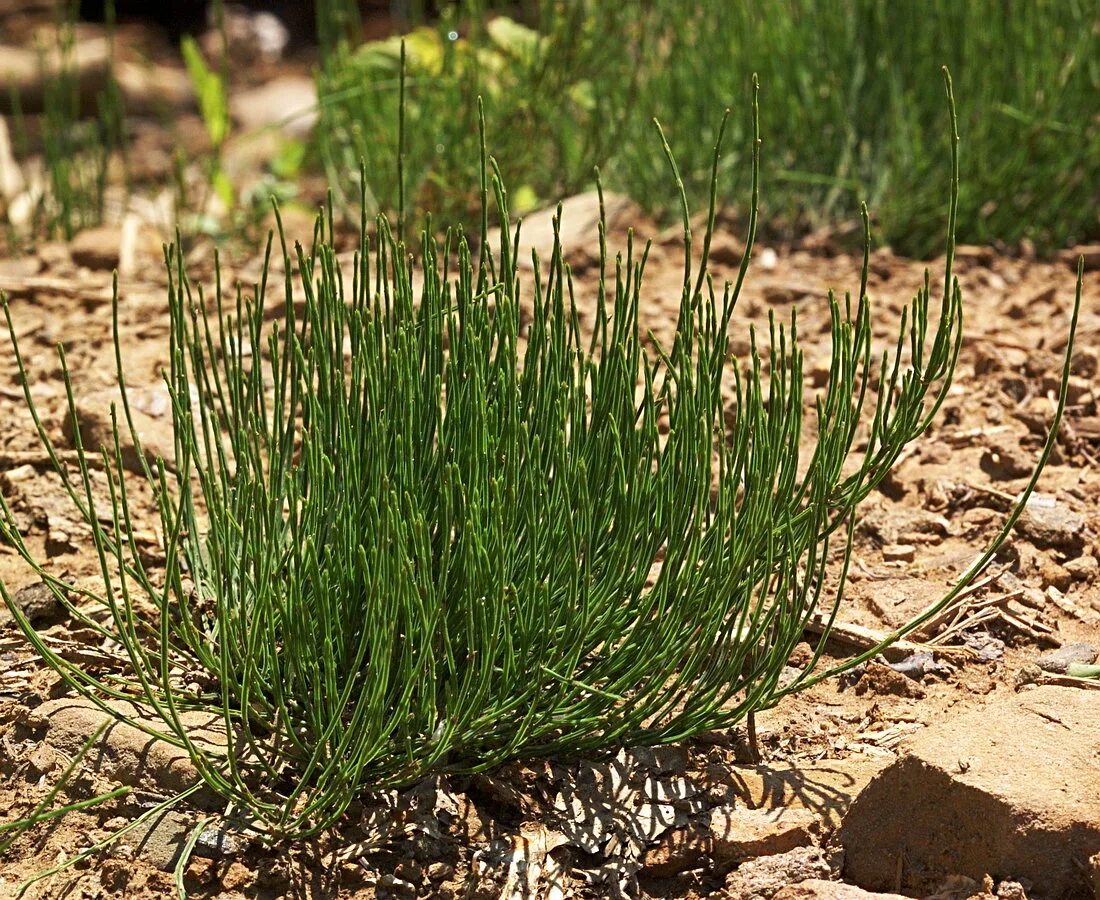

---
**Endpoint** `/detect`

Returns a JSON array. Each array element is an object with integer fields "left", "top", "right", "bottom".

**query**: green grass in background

[
  {"left": 315, "top": 0, "right": 638, "bottom": 226},
  {"left": 317, "top": 0, "right": 1099, "bottom": 256},
  {"left": 620, "top": 0, "right": 1100, "bottom": 256},
  {"left": 5, "top": 0, "right": 1095, "bottom": 256}
]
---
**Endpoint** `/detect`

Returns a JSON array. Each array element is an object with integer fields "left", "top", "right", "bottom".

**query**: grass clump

[
  {"left": 0, "top": 77, "right": 1079, "bottom": 845},
  {"left": 6, "top": 0, "right": 126, "bottom": 240}
]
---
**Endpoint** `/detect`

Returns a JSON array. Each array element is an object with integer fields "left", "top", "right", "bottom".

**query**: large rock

[
  {"left": 27, "top": 697, "right": 224, "bottom": 807},
  {"left": 840, "top": 686, "right": 1100, "bottom": 897},
  {"left": 486, "top": 190, "right": 642, "bottom": 272}
]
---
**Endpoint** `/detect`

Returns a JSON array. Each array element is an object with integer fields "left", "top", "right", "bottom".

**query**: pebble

[{"left": 882, "top": 544, "right": 915, "bottom": 563}]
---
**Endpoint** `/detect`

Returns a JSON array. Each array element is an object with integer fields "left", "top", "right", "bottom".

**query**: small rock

[
  {"left": 490, "top": 191, "right": 641, "bottom": 273},
  {"left": 1013, "top": 663, "right": 1042, "bottom": 689},
  {"left": 1071, "top": 348, "right": 1099, "bottom": 379},
  {"left": 379, "top": 874, "right": 417, "bottom": 895},
  {"left": 723, "top": 846, "right": 838, "bottom": 900},
  {"left": 46, "top": 515, "right": 93, "bottom": 558},
  {"left": 70, "top": 225, "right": 122, "bottom": 270},
  {"left": 763, "top": 283, "right": 812, "bottom": 304},
  {"left": 220, "top": 861, "right": 253, "bottom": 892},
  {"left": 426, "top": 862, "right": 454, "bottom": 881},
  {"left": 1016, "top": 503, "right": 1086, "bottom": 554},
  {"left": 629, "top": 743, "right": 690, "bottom": 775},
  {"left": 773, "top": 880, "right": 909, "bottom": 900},
  {"left": 758, "top": 247, "right": 779, "bottom": 270},
  {"left": 0, "top": 581, "right": 66, "bottom": 627},
  {"left": 885, "top": 651, "right": 950, "bottom": 681},
  {"left": 642, "top": 823, "right": 709, "bottom": 877},
  {"left": 858, "top": 506, "right": 949, "bottom": 546},
  {"left": 881, "top": 544, "right": 915, "bottom": 563},
  {"left": 980, "top": 446, "right": 1032, "bottom": 480},
  {"left": 26, "top": 744, "right": 59, "bottom": 776},
  {"left": 1064, "top": 554, "right": 1099, "bottom": 582},
  {"left": 1061, "top": 244, "right": 1100, "bottom": 272},
  {"left": 120, "top": 808, "right": 239, "bottom": 870},
  {"left": 1037, "top": 642, "right": 1098, "bottom": 674},
  {"left": 1036, "top": 557, "right": 1073, "bottom": 592},
  {"left": 787, "top": 642, "right": 814, "bottom": 667},
  {"left": 230, "top": 75, "right": 317, "bottom": 139},
  {"left": 959, "top": 631, "right": 1005, "bottom": 663},
  {"left": 994, "top": 881, "right": 1029, "bottom": 900},
  {"left": 0, "top": 255, "right": 42, "bottom": 278},
  {"left": 644, "top": 800, "right": 817, "bottom": 876},
  {"left": 710, "top": 805, "right": 816, "bottom": 864},
  {"left": 954, "top": 244, "right": 995, "bottom": 267},
  {"left": 707, "top": 233, "right": 744, "bottom": 266}
]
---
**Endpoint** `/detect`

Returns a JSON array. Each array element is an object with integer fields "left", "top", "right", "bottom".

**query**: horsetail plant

[{"left": 0, "top": 72, "right": 1081, "bottom": 845}]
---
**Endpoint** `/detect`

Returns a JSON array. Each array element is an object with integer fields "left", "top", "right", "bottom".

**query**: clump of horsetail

[{"left": 0, "top": 71, "right": 1080, "bottom": 844}]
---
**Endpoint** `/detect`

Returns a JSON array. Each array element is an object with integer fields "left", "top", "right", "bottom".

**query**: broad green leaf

[{"left": 181, "top": 36, "right": 229, "bottom": 148}]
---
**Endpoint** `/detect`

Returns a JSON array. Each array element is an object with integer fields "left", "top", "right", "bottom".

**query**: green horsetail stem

[{"left": 0, "top": 70, "right": 1081, "bottom": 840}]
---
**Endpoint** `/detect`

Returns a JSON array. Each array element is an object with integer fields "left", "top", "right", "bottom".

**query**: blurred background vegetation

[
  {"left": 6, "top": 0, "right": 1099, "bottom": 257},
  {"left": 317, "top": 0, "right": 1099, "bottom": 257}
]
